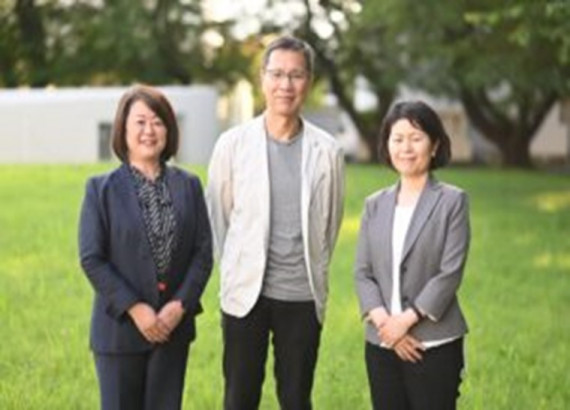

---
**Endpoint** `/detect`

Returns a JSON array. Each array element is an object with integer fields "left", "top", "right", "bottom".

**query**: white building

[{"left": 0, "top": 85, "right": 219, "bottom": 164}]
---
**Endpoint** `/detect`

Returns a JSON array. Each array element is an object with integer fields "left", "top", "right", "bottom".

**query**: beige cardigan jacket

[{"left": 206, "top": 114, "right": 344, "bottom": 323}]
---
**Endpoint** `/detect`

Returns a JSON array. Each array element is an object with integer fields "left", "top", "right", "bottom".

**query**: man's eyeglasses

[{"left": 264, "top": 69, "right": 309, "bottom": 83}]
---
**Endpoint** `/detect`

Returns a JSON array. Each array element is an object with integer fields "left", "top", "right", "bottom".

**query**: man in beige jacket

[{"left": 206, "top": 36, "right": 344, "bottom": 410}]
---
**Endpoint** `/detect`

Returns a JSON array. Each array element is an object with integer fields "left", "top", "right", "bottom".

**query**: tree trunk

[
  {"left": 298, "top": 3, "right": 395, "bottom": 163},
  {"left": 15, "top": 0, "right": 48, "bottom": 87},
  {"left": 495, "top": 133, "right": 533, "bottom": 168},
  {"left": 153, "top": 0, "right": 193, "bottom": 84},
  {"left": 460, "top": 88, "right": 556, "bottom": 169},
  {"left": 0, "top": 63, "right": 18, "bottom": 87},
  {"left": 362, "top": 130, "right": 380, "bottom": 162}
]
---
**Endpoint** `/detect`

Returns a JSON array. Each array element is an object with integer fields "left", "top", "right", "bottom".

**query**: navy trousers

[
  {"left": 94, "top": 339, "right": 190, "bottom": 410},
  {"left": 222, "top": 296, "right": 321, "bottom": 410},
  {"left": 365, "top": 338, "right": 464, "bottom": 410}
]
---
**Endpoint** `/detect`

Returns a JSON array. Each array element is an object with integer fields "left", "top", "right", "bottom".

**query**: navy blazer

[{"left": 79, "top": 164, "right": 213, "bottom": 354}]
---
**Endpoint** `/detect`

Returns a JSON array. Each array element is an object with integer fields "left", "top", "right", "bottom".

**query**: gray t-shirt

[{"left": 261, "top": 130, "right": 312, "bottom": 301}]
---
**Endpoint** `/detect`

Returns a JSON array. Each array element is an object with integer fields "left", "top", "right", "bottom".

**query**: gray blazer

[{"left": 354, "top": 177, "right": 470, "bottom": 345}]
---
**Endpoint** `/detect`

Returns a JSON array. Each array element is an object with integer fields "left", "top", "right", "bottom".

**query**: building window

[{"left": 98, "top": 123, "right": 112, "bottom": 161}]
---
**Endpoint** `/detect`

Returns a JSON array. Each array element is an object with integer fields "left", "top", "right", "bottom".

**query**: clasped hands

[
  {"left": 368, "top": 307, "right": 424, "bottom": 363},
  {"left": 128, "top": 300, "right": 185, "bottom": 344}
]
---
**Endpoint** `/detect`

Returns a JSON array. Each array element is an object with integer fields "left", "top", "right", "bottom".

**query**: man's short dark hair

[{"left": 262, "top": 36, "right": 315, "bottom": 75}]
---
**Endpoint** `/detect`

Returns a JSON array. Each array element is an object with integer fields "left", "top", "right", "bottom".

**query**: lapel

[
  {"left": 165, "top": 166, "right": 185, "bottom": 254},
  {"left": 401, "top": 177, "right": 442, "bottom": 263},
  {"left": 254, "top": 115, "right": 271, "bottom": 250},
  {"left": 373, "top": 183, "right": 398, "bottom": 298},
  {"left": 116, "top": 163, "right": 148, "bottom": 242},
  {"left": 116, "top": 164, "right": 158, "bottom": 288},
  {"left": 300, "top": 119, "right": 321, "bottom": 234}
]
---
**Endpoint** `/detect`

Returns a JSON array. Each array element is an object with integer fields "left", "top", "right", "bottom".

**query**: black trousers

[
  {"left": 222, "top": 296, "right": 322, "bottom": 410},
  {"left": 365, "top": 338, "right": 464, "bottom": 410},
  {"left": 94, "top": 339, "right": 190, "bottom": 410}
]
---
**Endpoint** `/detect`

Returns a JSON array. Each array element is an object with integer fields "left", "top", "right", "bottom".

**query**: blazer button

[{"left": 401, "top": 266, "right": 407, "bottom": 273}]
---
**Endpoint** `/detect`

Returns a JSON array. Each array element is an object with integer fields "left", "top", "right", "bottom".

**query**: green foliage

[
  {"left": 3, "top": 1, "right": 567, "bottom": 166},
  {"left": 251, "top": 0, "right": 404, "bottom": 159},
  {"left": 363, "top": 0, "right": 569, "bottom": 167},
  {"left": 245, "top": 0, "right": 569, "bottom": 166},
  {"left": 0, "top": 164, "right": 569, "bottom": 409},
  {"left": 465, "top": 0, "right": 570, "bottom": 66},
  {"left": 0, "top": 0, "right": 252, "bottom": 87}
]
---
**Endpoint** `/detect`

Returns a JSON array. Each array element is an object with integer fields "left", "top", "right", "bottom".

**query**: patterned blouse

[{"left": 129, "top": 165, "right": 177, "bottom": 292}]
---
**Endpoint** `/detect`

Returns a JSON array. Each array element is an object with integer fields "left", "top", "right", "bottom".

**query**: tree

[
  {"left": 0, "top": 2, "right": 20, "bottom": 87},
  {"left": 51, "top": 0, "right": 250, "bottom": 87},
  {"left": 0, "top": 0, "right": 252, "bottom": 88},
  {"left": 384, "top": 0, "right": 570, "bottom": 167},
  {"left": 251, "top": 0, "right": 569, "bottom": 167},
  {"left": 295, "top": 0, "right": 402, "bottom": 161},
  {"left": 0, "top": 0, "right": 53, "bottom": 87},
  {"left": 245, "top": 0, "right": 405, "bottom": 161}
]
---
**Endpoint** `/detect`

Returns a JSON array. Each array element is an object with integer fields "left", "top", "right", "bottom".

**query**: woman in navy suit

[
  {"left": 355, "top": 101, "right": 470, "bottom": 410},
  {"left": 79, "top": 85, "right": 213, "bottom": 410}
]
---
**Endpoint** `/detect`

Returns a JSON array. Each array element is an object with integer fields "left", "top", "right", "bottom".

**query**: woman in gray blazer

[
  {"left": 79, "top": 85, "right": 213, "bottom": 410},
  {"left": 354, "top": 100, "right": 470, "bottom": 410}
]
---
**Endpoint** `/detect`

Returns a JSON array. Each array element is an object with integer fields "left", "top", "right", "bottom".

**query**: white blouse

[{"left": 391, "top": 204, "right": 415, "bottom": 316}]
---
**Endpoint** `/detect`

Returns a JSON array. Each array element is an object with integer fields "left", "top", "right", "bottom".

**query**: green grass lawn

[{"left": 0, "top": 164, "right": 568, "bottom": 409}]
